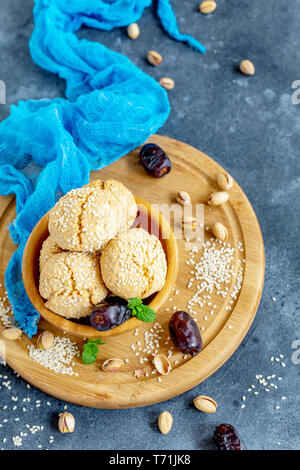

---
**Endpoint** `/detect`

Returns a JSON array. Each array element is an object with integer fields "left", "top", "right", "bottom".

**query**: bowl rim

[{"left": 22, "top": 196, "right": 178, "bottom": 338}]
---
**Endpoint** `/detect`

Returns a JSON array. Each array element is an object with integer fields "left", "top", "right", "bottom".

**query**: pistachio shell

[
  {"left": 153, "top": 354, "right": 171, "bottom": 375},
  {"left": 159, "top": 77, "right": 175, "bottom": 90},
  {"left": 207, "top": 191, "right": 229, "bottom": 206},
  {"left": 193, "top": 395, "right": 217, "bottom": 413},
  {"left": 127, "top": 23, "right": 140, "bottom": 39},
  {"left": 102, "top": 358, "right": 124, "bottom": 372},
  {"left": 1, "top": 327, "right": 22, "bottom": 340},
  {"left": 37, "top": 330, "right": 54, "bottom": 350},
  {"left": 58, "top": 412, "right": 75, "bottom": 433},
  {"left": 176, "top": 191, "right": 191, "bottom": 206},
  {"left": 199, "top": 1, "right": 217, "bottom": 14},
  {"left": 147, "top": 50, "right": 163, "bottom": 66},
  {"left": 181, "top": 216, "right": 197, "bottom": 230},
  {"left": 217, "top": 172, "right": 233, "bottom": 191},
  {"left": 212, "top": 222, "right": 228, "bottom": 241}
]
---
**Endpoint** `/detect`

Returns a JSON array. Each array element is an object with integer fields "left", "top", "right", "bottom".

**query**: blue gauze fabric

[{"left": 0, "top": 0, "right": 205, "bottom": 337}]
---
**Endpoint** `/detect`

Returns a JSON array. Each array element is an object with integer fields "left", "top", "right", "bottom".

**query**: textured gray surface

[{"left": 0, "top": 0, "right": 300, "bottom": 451}]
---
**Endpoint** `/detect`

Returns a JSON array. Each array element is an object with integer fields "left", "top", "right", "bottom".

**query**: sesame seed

[{"left": 28, "top": 336, "right": 80, "bottom": 375}]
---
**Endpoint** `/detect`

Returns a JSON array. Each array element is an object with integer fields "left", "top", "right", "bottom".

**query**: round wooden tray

[{"left": 0, "top": 136, "right": 264, "bottom": 409}]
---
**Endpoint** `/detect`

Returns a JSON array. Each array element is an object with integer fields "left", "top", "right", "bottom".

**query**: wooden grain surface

[
  {"left": 21, "top": 196, "right": 179, "bottom": 338},
  {"left": 0, "top": 135, "right": 265, "bottom": 409}
]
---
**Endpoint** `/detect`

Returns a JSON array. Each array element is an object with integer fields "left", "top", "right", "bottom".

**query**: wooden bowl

[{"left": 22, "top": 196, "right": 178, "bottom": 338}]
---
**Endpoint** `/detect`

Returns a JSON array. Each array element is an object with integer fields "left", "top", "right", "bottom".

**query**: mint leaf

[
  {"left": 91, "top": 339, "right": 105, "bottom": 346},
  {"left": 82, "top": 338, "right": 104, "bottom": 364},
  {"left": 128, "top": 298, "right": 143, "bottom": 312},
  {"left": 82, "top": 343, "right": 98, "bottom": 364},
  {"left": 135, "top": 305, "right": 156, "bottom": 323},
  {"left": 127, "top": 298, "right": 156, "bottom": 323}
]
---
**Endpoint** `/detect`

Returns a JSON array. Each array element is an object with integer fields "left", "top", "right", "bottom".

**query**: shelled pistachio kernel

[
  {"left": 158, "top": 411, "right": 173, "bottom": 434},
  {"left": 199, "top": 1, "right": 217, "bottom": 14},
  {"left": 217, "top": 172, "right": 233, "bottom": 190},
  {"left": 207, "top": 191, "right": 229, "bottom": 206},
  {"left": 58, "top": 412, "right": 75, "bottom": 433},
  {"left": 239, "top": 60, "right": 255, "bottom": 76},
  {"left": 212, "top": 222, "right": 228, "bottom": 241},
  {"left": 1, "top": 327, "right": 22, "bottom": 340},
  {"left": 159, "top": 77, "right": 175, "bottom": 91},
  {"left": 147, "top": 50, "right": 163, "bottom": 66},
  {"left": 176, "top": 190, "right": 191, "bottom": 206},
  {"left": 127, "top": 23, "right": 140, "bottom": 39},
  {"left": 37, "top": 330, "right": 54, "bottom": 350},
  {"left": 193, "top": 395, "right": 217, "bottom": 413}
]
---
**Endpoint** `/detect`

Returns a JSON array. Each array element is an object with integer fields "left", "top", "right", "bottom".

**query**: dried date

[
  {"left": 214, "top": 423, "right": 247, "bottom": 450},
  {"left": 139, "top": 143, "right": 172, "bottom": 178},
  {"left": 169, "top": 311, "right": 202, "bottom": 356}
]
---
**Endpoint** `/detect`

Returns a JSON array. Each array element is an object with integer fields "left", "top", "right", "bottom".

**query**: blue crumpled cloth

[{"left": 0, "top": 0, "right": 205, "bottom": 337}]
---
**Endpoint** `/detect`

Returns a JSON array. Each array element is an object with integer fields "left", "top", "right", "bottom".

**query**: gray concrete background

[{"left": 0, "top": 0, "right": 300, "bottom": 450}]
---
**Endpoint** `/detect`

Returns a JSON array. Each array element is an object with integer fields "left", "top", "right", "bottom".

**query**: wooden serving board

[{"left": 0, "top": 136, "right": 264, "bottom": 409}]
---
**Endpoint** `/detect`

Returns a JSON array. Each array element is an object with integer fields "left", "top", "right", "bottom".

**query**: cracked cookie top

[
  {"left": 39, "top": 235, "right": 64, "bottom": 272},
  {"left": 100, "top": 228, "right": 167, "bottom": 300},
  {"left": 39, "top": 252, "right": 108, "bottom": 318},
  {"left": 48, "top": 179, "right": 137, "bottom": 252}
]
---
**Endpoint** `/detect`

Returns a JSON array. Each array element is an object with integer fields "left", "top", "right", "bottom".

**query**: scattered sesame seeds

[
  {"left": 0, "top": 294, "right": 14, "bottom": 327},
  {"left": 185, "top": 239, "right": 244, "bottom": 324},
  {"left": 239, "top": 351, "right": 287, "bottom": 420},
  {"left": 12, "top": 435, "right": 22, "bottom": 447},
  {"left": 0, "top": 204, "right": 287, "bottom": 450},
  {"left": 28, "top": 336, "right": 80, "bottom": 376}
]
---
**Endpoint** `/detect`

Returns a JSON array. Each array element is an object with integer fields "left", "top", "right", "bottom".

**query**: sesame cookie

[
  {"left": 100, "top": 228, "right": 167, "bottom": 299},
  {"left": 48, "top": 179, "right": 137, "bottom": 252},
  {"left": 39, "top": 235, "right": 63, "bottom": 272},
  {"left": 39, "top": 252, "right": 108, "bottom": 318}
]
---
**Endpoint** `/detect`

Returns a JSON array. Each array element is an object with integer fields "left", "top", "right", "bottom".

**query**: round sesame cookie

[
  {"left": 39, "top": 235, "right": 63, "bottom": 272},
  {"left": 48, "top": 179, "right": 137, "bottom": 252},
  {"left": 100, "top": 228, "right": 167, "bottom": 299},
  {"left": 39, "top": 252, "right": 108, "bottom": 318}
]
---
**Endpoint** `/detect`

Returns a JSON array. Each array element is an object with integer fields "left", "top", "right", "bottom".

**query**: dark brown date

[
  {"left": 90, "top": 303, "right": 131, "bottom": 331},
  {"left": 169, "top": 311, "right": 202, "bottom": 356},
  {"left": 214, "top": 423, "right": 247, "bottom": 450},
  {"left": 139, "top": 143, "right": 172, "bottom": 178}
]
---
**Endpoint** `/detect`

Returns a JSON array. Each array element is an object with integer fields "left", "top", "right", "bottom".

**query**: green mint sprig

[
  {"left": 82, "top": 338, "right": 105, "bottom": 364},
  {"left": 128, "top": 298, "right": 156, "bottom": 323}
]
